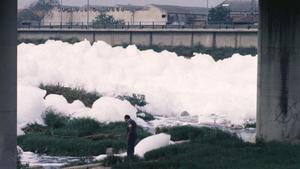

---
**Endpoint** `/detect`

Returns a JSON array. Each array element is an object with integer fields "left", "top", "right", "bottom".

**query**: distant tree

[
  {"left": 92, "top": 14, "right": 125, "bottom": 27},
  {"left": 18, "top": 8, "right": 42, "bottom": 24},
  {"left": 30, "top": 0, "right": 59, "bottom": 11},
  {"left": 208, "top": 6, "right": 232, "bottom": 24},
  {"left": 18, "top": 0, "right": 59, "bottom": 25}
]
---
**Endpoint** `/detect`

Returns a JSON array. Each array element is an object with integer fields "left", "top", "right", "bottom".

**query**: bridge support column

[
  {"left": 0, "top": 1, "right": 17, "bottom": 168},
  {"left": 257, "top": 0, "right": 300, "bottom": 141}
]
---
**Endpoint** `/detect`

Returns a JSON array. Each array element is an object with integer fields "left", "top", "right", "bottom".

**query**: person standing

[{"left": 124, "top": 115, "right": 137, "bottom": 158}]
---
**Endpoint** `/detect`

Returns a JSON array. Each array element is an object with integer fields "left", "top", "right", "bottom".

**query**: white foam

[
  {"left": 17, "top": 85, "right": 46, "bottom": 135},
  {"left": 18, "top": 40, "right": 257, "bottom": 128},
  {"left": 88, "top": 96, "right": 137, "bottom": 122},
  {"left": 134, "top": 133, "right": 171, "bottom": 157},
  {"left": 44, "top": 94, "right": 89, "bottom": 116}
]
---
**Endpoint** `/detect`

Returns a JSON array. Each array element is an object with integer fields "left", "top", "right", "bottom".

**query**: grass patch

[
  {"left": 39, "top": 84, "right": 101, "bottom": 107},
  {"left": 102, "top": 155, "right": 141, "bottom": 167},
  {"left": 18, "top": 110, "right": 151, "bottom": 156},
  {"left": 113, "top": 126, "right": 300, "bottom": 169}
]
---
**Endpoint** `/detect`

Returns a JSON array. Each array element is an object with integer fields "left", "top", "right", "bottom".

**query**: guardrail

[{"left": 18, "top": 22, "right": 258, "bottom": 30}]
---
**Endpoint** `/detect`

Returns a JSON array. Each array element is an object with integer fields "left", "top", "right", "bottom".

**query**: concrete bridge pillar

[
  {"left": 257, "top": 0, "right": 300, "bottom": 141},
  {"left": 0, "top": 1, "right": 17, "bottom": 168}
]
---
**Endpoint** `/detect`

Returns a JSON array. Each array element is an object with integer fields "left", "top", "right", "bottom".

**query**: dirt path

[{"left": 62, "top": 163, "right": 111, "bottom": 169}]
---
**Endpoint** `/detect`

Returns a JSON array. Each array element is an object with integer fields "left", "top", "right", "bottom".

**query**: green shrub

[
  {"left": 21, "top": 122, "right": 47, "bottom": 134},
  {"left": 39, "top": 84, "right": 101, "bottom": 107},
  {"left": 117, "top": 94, "right": 147, "bottom": 107},
  {"left": 42, "top": 109, "right": 70, "bottom": 129},
  {"left": 244, "top": 123, "right": 256, "bottom": 128}
]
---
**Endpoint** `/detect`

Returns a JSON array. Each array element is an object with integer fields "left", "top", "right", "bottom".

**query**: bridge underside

[{"left": 257, "top": 0, "right": 300, "bottom": 141}]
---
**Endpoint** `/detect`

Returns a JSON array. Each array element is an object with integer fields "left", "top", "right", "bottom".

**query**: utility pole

[
  {"left": 251, "top": 0, "right": 255, "bottom": 24},
  {"left": 60, "top": 0, "right": 63, "bottom": 26},
  {"left": 87, "top": 0, "right": 90, "bottom": 27},
  {"left": 206, "top": 0, "right": 209, "bottom": 25}
]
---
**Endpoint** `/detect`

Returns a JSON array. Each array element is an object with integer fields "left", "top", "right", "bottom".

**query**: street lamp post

[
  {"left": 60, "top": 0, "right": 63, "bottom": 27},
  {"left": 206, "top": 0, "right": 209, "bottom": 25},
  {"left": 87, "top": 0, "right": 90, "bottom": 28}
]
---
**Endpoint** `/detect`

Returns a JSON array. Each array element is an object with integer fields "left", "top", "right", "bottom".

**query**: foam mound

[{"left": 134, "top": 133, "right": 171, "bottom": 157}]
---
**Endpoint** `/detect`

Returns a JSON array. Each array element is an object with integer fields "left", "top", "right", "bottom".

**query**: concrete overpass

[{"left": 18, "top": 28, "right": 258, "bottom": 48}]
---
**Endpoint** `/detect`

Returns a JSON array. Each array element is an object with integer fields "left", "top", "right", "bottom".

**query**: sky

[{"left": 18, "top": 0, "right": 226, "bottom": 9}]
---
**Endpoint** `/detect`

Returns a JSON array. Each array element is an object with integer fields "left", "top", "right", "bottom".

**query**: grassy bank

[
  {"left": 112, "top": 126, "right": 300, "bottom": 169},
  {"left": 18, "top": 110, "right": 151, "bottom": 156}
]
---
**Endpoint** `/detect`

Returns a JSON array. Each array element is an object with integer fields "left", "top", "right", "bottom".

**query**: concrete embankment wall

[{"left": 18, "top": 28, "right": 257, "bottom": 48}]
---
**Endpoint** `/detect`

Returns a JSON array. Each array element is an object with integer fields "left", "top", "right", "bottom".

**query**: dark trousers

[{"left": 127, "top": 135, "right": 136, "bottom": 158}]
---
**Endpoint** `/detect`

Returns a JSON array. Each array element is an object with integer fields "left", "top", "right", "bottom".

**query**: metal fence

[{"left": 18, "top": 21, "right": 258, "bottom": 30}]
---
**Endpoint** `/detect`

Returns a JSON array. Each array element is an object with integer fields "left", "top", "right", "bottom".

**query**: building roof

[
  {"left": 53, "top": 4, "right": 112, "bottom": 12},
  {"left": 151, "top": 4, "right": 209, "bottom": 15},
  {"left": 219, "top": 0, "right": 258, "bottom": 12},
  {"left": 82, "top": 5, "right": 111, "bottom": 11},
  {"left": 114, "top": 4, "right": 144, "bottom": 11},
  {"left": 55, "top": 5, "right": 80, "bottom": 9}
]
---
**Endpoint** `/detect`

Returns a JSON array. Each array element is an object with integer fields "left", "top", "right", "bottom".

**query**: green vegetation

[
  {"left": 18, "top": 110, "right": 151, "bottom": 156},
  {"left": 39, "top": 83, "right": 101, "bottom": 107},
  {"left": 208, "top": 6, "right": 232, "bottom": 24},
  {"left": 92, "top": 14, "right": 125, "bottom": 28},
  {"left": 18, "top": 37, "right": 80, "bottom": 45},
  {"left": 117, "top": 94, "right": 147, "bottom": 107},
  {"left": 39, "top": 85, "right": 155, "bottom": 122},
  {"left": 120, "top": 44, "right": 257, "bottom": 60},
  {"left": 112, "top": 126, "right": 300, "bottom": 169},
  {"left": 102, "top": 155, "right": 141, "bottom": 167},
  {"left": 244, "top": 122, "right": 256, "bottom": 128}
]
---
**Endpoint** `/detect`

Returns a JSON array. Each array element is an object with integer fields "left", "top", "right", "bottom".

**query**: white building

[
  {"left": 42, "top": 5, "right": 107, "bottom": 26},
  {"left": 107, "top": 4, "right": 209, "bottom": 25},
  {"left": 42, "top": 4, "right": 209, "bottom": 26}
]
